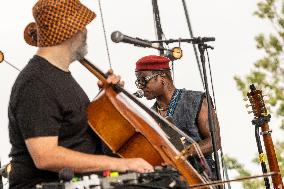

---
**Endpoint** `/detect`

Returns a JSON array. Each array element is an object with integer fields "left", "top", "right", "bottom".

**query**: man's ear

[
  {"left": 160, "top": 77, "right": 165, "bottom": 85},
  {"left": 160, "top": 72, "right": 166, "bottom": 77}
]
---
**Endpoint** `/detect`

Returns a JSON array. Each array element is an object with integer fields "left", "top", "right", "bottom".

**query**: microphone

[
  {"left": 111, "top": 31, "right": 162, "bottom": 50},
  {"left": 201, "top": 37, "right": 215, "bottom": 42},
  {"left": 133, "top": 90, "right": 144, "bottom": 98}
]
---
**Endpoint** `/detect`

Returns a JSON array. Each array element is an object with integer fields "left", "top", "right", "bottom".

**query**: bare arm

[
  {"left": 186, "top": 98, "right": 221, "bottom": 156},
  {"left": 196, "top": 98, "right": 221, "bottom": 155},
  {"left": 25, "top": 136, "right": 153, "bottom": 173}
]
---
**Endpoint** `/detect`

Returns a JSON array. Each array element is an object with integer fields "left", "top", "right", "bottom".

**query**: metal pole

[
  {"left": 181, "top": 0, "right": 205, "bottom": 88},
  {"left": 151, "top": 0, "right": 164, "bottom": 55},
  {"left": 198, "top": 43, "right": 222, "bottom": 187}
]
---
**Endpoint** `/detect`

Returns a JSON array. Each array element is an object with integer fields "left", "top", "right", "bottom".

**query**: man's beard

[
  {"left": 74, "top": 42, "right": 87, "bottom": 61},
  {"left": 71, "top": 32, "right": 88, "bottom": 62}
]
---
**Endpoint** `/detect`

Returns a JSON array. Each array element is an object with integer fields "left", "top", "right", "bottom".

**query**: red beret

[{"left": 135, "top": 55, "right": 170, "bottom": 71}]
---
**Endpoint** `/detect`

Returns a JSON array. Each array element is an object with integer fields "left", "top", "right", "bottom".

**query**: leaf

[{"left": 231, "top": 1, "right": 284, "bottom": 188}]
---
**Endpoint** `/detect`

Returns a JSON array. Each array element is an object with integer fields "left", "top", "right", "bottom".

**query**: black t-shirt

[{"left": 8, "top": 55, "right": 102, "bottom": 188}]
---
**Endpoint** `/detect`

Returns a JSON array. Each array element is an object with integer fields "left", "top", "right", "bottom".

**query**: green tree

[{"left": 232, "top": 0, "right": 284, "bottom": 188}]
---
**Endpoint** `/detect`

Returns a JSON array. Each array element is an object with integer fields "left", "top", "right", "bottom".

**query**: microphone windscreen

[{"left": 111, "top": 31, "right": 122, "bottom": 43}]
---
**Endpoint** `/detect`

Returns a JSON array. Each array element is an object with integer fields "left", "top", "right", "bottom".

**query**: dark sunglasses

[{"left": 135, "top": 73, "right": 161, "bottom": 89}]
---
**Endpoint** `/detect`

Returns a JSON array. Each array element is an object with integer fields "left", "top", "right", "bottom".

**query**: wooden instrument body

[
  {"left": 87, "top": 87, "right": 209, "bottom": 187},
  {"left": 80, "top": 58, "right": 210, "bottom": 188}
]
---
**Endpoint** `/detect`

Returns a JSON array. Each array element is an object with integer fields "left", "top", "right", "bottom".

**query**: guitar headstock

[{"left": 247, "top": 84, "right": 268, "bottom": 118}]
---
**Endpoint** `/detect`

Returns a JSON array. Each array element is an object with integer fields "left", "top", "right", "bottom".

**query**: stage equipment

[
  {"left": 36, "top": 166, "right": 189, "bottom": 189},
  {"left": 165, "top": 47, "right": 183, "bottom": 61},
  {"left": 111, "top": 31, "right": 165, "bottom": 50},
  {"left": 0, "top": 51, "right": 21, "bottom": 71},
  {"left": 194, "top": 41, "right": 221, "bottom": 184}
]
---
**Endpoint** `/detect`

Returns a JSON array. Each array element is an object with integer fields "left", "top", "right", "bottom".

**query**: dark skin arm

[{"left": 186, "top": 98, "right": 221, "bottom": 157}]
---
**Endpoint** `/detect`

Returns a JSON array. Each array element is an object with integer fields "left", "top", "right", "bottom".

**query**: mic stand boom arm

[
  {"left": 197, "top": 42, "right": 222, "bottom": 185},
  {"left": 150, "top": 37, "right": 215, "bottom": 45}
]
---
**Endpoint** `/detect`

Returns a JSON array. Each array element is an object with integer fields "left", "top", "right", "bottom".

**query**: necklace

[
  {"left": 154, "top": 89, "right": 183, "bottom": 115},
  {"left": 156, "top": 104, "right": 168, "bottom": 111},
  {"left": 167, "top": 89, "right": 182, "bottom": 117}
]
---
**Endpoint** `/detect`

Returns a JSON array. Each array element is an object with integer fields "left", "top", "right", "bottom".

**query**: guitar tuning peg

[
  {"left": 261, "top": 112, "right": 269, "bottom": 116},
  {"left": 247, "top": 110, "right": 254, "bottom": 114},
  {"left": 264, "top": 100, "right": 269, "bottom": 104},
  {"left": 245, "top": 104, "right": 251, "bottom": 108}
]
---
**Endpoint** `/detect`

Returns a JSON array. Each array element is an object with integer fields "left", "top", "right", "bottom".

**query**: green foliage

[
  {"left": 224, "top": 156, "right": 265, "bottom": 189},
  {"left": 235, "top": 0, "right": 284, "bottom": 124},
  {"left": 230, "top": 0, "right": 284, "bottom": 188}
]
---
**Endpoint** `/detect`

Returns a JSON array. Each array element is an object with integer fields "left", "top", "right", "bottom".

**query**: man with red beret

[
  {"left": 134, "top": 55, "right": 221, "bottom": 179},
  {"left": 8, "top": 0, "right": 153, "bottom": 188}
]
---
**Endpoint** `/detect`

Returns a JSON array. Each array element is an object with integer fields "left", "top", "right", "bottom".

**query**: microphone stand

[
  {"left": 254, "top": 124, "right": 271, "bottom": 189},
  {"left": 150, "top": 37, "right": 215, "bottom": 44},
  {"left": 151, "top": 0, "right": 165, "bottom": 55},
  {"left": 197, "top": 42, "right": 221, "bottom": 186}
]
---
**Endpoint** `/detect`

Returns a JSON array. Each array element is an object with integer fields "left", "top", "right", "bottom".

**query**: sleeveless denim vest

[{"left": 152, "top": 89, "right": 216, "bottom": 178}]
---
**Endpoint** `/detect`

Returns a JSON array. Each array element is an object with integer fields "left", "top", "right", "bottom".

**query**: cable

[
  {"left": 205, "top": 49, "right": 217, "bottom": 111},
  {"left": 205, "top": 48, "right": 232, "bottom": 189},
  {"left": 220, "top": 149, "right": 232, "bottom": 189},
  {"left": 98, "top": 0, "right": 112, "bottom": 69},
  {"left": 181, "top": 0, "right": 205, "bottom": 89}
]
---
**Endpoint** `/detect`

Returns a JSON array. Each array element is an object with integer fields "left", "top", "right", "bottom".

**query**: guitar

[{"left": 247, "top": 84, "right": 283, "bottom": 189}]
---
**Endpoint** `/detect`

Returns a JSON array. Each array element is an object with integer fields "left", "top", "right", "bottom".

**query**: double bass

[{"left": 79, "top": 58, "right": 212, "bottom": 188}]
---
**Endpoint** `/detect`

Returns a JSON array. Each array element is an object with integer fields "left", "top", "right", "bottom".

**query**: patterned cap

[
  {"left": 135, "top": 55, "right": 171, "bottom": 71},
  {"left": 24, "top": 0, "right": 96, "bottom": 47}
]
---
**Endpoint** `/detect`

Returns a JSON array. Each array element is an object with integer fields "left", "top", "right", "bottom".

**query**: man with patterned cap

[
  {"left": 8, "top": 0, "right": 153, "bottom": 188},
  {"left": 134, "top": 55, "right": 221, "bottom": 179}
]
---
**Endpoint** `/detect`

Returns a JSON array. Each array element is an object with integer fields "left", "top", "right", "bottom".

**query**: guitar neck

[{"left": 261, "top": 122, "right": 283, "bottom": 189}]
